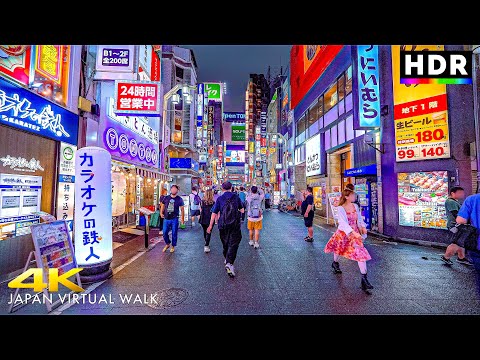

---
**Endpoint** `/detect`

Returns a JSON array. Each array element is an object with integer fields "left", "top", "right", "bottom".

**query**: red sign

[
  {"left": 393, "top": 94, "right": 447, "bottom": 120},
  {"left": 114, "top": 80, "right": 161, "bottom": 116},
  {"left": 0, "top": 45, "right": 32, "bottom": 86},
  {"left": 260, "top": 138, "right": 267, "bottom": 147},
  {"left": 151, "top": 51, "right": 161, "bottom": 82},
  {"left": 290, "top": 45, "right": 343, "bottom": 109}
]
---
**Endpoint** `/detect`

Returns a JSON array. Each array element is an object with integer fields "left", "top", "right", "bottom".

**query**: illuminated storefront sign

[
  {"left": 232, "top": 125, "right": 245, "bottom": 141},
  {"left": 151, "top": 50, "right": 161, "bottom": 82},
  {"left": 0, "top": 155, "right": 43, "bottom": 172},
  {"left": 306, "top": 134, "right": 322, "bottom": 177},
  {"left": 223, "top": 112, "right": 245, "bottom": 122},
  {"left": 96, "top": 45, "right": 134, "bottom": 72},
  {"left": 35, "top": 45, "right": 63, "bottom": 84},
  {"left": 138, "top": 45, "right": 153, "bottom": 80},
  {"left": 392, "top": 45, "right": 450, "bottom": 162},
  {"left": 114, "top": 80, "right": 161, "bottom": 116},
  {"left": 204, "top": 83, "right": 222, "bottom": 102},
  {"left": 0, "top": 77, "right": 78, "bottom": 145},
  {"left": 74, "top": 147, "right": 112, "bottom": 266},
  {"left": 353, "top": 45, "right": 381, "bottom": 128},
  {"left": 0, "top": 45, "right": 32, "bottom": 86}
]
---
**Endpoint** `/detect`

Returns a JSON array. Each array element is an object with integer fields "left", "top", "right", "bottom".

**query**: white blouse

[{"left": 336, "top": 204, "right": 367, "bottom": 240}]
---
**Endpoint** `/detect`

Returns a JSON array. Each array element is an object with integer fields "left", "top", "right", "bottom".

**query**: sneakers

[
  {"left": 225, "top": 263, "right": 235, "bottom": 277},
  {"left": 441, "top": 256, "right": 453, "bottom": 265},
  {"left": 254, "top": 242, "right": 260, "bottom": 249},
  {"left": 204, "top": 246, "right": 210, "bottom": 253},
  {"left": 162, "top": 244, "right": 171, "bottom": 252},
  {"left": 249, "top": 240, "right": 254, "bottom": 246},
  {"left": 304, "top": 236, "right": 314, "bottom": 242},
  {"left": 170, "top": 246, "right": 175, "bottom": 253},
  {"left": 457, "top": 257, "right": 473, "bottom": 266}
]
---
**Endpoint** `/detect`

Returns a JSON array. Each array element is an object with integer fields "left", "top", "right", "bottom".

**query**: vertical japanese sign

[
  {"left": 353, "top": 45, "right": 381, "bottom": 128},
  {"left": 114, "top": 80, "right": 161, "bottom": 116},
  {"left": 260, "top": 111, "right": 267, "bottom": 162},
  {"left": 74, "top": 147, "right": 112, "bottom": 266},
  {"left": 96, "top": 45, "right": 134, "bottom": 72},
  {"left": 57, "top": 142, "right": 76, "bottom": 232},
  {"left": 150, "top": 50, "right": 161, "bottom": 82},
  {"left": 208, "top": 105, "right": 214, "bottom": 146},
  {"left": 392, "top": 45, "right": 450, "bottom": 162}
]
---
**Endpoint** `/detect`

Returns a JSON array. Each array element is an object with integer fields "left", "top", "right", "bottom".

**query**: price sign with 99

[{"left": 397, "top": 143, "right": 448, "bottom": 161}]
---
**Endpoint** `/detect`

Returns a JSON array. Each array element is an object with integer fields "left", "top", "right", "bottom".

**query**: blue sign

[
  {"left": 344, "top": 164, "right": 377, "bottom": 177},
  {"left": 170, "top": 157, "right": 192, "bottom": 169},
  {"left": 353, "top": 45, "right": 381, "bottom": 129},
  {"left": 223, "top": 112, "right": 245, "bottom": 122},
  {"left": 0, "top": 77, "right": 79, "bottom": 145}
]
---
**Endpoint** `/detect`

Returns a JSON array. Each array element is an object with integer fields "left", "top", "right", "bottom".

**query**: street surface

[{"left": 2, "top": 210, "right": 479, "bottom": 315}]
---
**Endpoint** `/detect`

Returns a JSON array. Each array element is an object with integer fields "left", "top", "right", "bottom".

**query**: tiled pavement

[{"left": 2, "top": 209, "right": 480, "bottom": 315}]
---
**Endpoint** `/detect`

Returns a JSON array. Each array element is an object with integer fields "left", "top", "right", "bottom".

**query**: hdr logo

[{"left": 400, "top": 50, "right": 472, "bottom": 84}]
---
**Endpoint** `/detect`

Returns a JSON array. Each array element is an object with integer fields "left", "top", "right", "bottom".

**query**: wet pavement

[{"left": 2, "top": 209, "right": 480, "bottom": 315}]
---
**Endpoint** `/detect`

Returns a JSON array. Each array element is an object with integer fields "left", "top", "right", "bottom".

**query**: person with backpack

[
  {"left": 160, "top": 185, "right": 185, "bottom": 253},
  {"left": 456, "top": 193, "right": 480, "bottom": 273},
  {"left": 238, "top": 186, "right": 247, "bottom": 223},
  {"left": 207, "top": 181, "right": 245, "bottom": 277},
  {"left": 199, "top": 188, "right": 215, "bottom": 253},
  {"left": 301, "top": 186, "right": 315, "bottom": 242},
  {"left": 189, "top": 186, "right": 202, "bottom": 226},
  {"left": 246, "top": 186, "right": 265, "bottom": 249}
]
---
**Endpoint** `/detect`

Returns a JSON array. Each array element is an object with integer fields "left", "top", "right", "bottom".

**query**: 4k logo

[{"left": 8, "top": 268, "right": 84, "bottom": 292}]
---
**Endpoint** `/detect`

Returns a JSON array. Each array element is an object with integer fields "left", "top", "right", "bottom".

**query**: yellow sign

[
  {"left": 269, "top": 147, "right": 276, "bottom": 154},
  {"left": 249, "top": 141, "right": 255, "bottom": 153},
  {"left": 261, "top": 148, "right": 267, "bottom": 155},
  {"left": 391, "top": 45, "right": 450, "bottom": 162},
  {"left": 8, "top": 268, "right": 84, "bottom": 292}
]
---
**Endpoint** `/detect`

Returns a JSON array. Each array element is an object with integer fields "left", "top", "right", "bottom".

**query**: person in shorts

[
  {"left": 246, "top": 186, "right": 265, "bottom": 249},
  {"left": 189, "top": 186, "right": 201, "bottom": 226}
]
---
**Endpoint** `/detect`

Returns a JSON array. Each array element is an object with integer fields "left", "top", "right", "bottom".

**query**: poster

[
  {"left": 312, "top": 186, "right": 322, "bottom": 211},
  {"left": 397, "top": 171, "right": 449, "bottom": 229},
  {"left": 57, "top": 142, "right": 76, "bottom": 232},
  {"left": 31, "top": 220, "right": 76, "bottom": 276},
  {"left": 392, "top": 45, "right": 450, "bottom": 162},
  {"left": 327, "top": 192, "right": 342, "bottom": 222},
  {"left": 112, "top": 172, "right": 127, "bottom": 216}
]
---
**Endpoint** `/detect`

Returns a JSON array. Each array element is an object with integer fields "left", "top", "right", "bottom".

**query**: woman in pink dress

[{"left": 324, "top": 187, "right": 373, "bottom": 292}]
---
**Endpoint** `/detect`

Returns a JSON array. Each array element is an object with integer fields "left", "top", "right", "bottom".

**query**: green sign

[
  {"left": 231, "top": 125, "right": 245, "bottom": 141},
  {"left": 205, "top": 83, "right": 222, "bottom": 101}
]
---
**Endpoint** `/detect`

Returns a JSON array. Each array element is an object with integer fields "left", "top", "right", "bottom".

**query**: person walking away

[
  {"left": 324, "top": 187, "right": 373, "bottom": 292},
  {"left": 198, "top": 187, "right": 205, "bottom": 200},
  {"left": 213, "top": 189, "right": 220, "bottom": 202},
  {"left": 301, "top": 186, "right": 315, "bottom": 242},
  {"left": 199, "top": 189, "right": 215, "bottom": 253},
  {"left": 345, "top": 183, "right": 360, "bottom": 207},
  {"left": 441, "top": 187, "right": 472, "bottom": 265},
  {"left": 456, "top": 193, "right": 480, "bottom": 273},
  {"left": 160, "top": 185, "right": 185, "bottom": 253},
  {"left": 265, "top": 189, "right": 271, "bottom": 210},
  {"left": 207, "top": 181, "right": 245, "bottom": 277},
  {"left": 246, "top": 186, "right": 265, "bottom": 249},
  {"left": 238, "top": 186, "right": 247, "bottom": 222},
  {"left": 189, "top": 186, "right": 201, "bottom": 226}
]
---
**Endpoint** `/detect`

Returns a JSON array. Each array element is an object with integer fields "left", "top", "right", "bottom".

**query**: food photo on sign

[{"left": 397, "top": 171, "right": 449, "bottom": 229}]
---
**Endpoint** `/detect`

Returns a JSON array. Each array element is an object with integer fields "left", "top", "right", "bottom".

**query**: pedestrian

[
  {"left": 199, "top": 188, "right": 215, "bottom": 253},
  {"left": 246, "top": 186, "right": 265, "bottom": 249},
  {"left": 157, "top": 189, "right": 167, "bottom": 236},
  {"left": 198, "top": 187, "right": 205, "bottom": 200},
  {"left": 441, "top": 186, "right": 472, "bottom": 265},
  {"left": 189, "top": 186, "right": 201, "bottom": 226},
  {"left": 238, "top": 186, "right": 247, "bottom": 222},
  {"left": 160, "top": 185, "right": 185, "bottom": 253},
  {"left": 345, "top": 183, "right": 360, "bottom": 207},
  {"left": 456, "top": 193, "right": 480, "bottom": 273},
  {"left": 301, "top": 186, "right": 315, "bottom": 242},
  {"left": 213, "top": 189, "right": 221, "bottom": 202},
  {"left": 324, "top": 187, "right": 373, "bottom": 292},
  {"left": 264, "top": 189, "right": 271, "bottom": 210},
  {"left": 207, "top": 181, "right": 245, "bottom": 277}
]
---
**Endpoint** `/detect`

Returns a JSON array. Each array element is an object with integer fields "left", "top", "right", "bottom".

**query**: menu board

[
  {"left": 397, "top": 171, "right": 449, "bottom": 229},
  {"left": 181, "top": 195, "right": 189, "bottom": 224},
  {"left": 30, "top": 220, "right": 76, "bottom": 277},
  {"left": 327, "top": 192, "right": 342, "bottom": 223}
]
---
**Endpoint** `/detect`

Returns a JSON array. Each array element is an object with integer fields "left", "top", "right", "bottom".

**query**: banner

[
  {"left": 392, "top": 45, "right": 450, "bottom": 162},
  {"left": 114, "top": 80, "right": 161, "bottom": 116},
  {"left": 232, "top": 125, "right": 245, "bottom": 141}
]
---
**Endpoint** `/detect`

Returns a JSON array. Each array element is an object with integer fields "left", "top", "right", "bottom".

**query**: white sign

[
  {"left": 0, "top": 173, "right": 42, "bottom": 186},
  {"left": 275, "top": 163, "right": 283, "bottom": 169},
  {"left": 138, "top": 45, "right": 153, "bottom": 80},
  {"left": 107, "top": 97, "right": 158, "bottom": 144},
  {"left": 112, "top": 172, "right": 126, "bottom": 217},
  {"left": 59, "top": 142, "right": 76, "bottom": 176},
  {"left": 57, "top": 142, "right": 76, "bottom": 232},
  {"left": 95, "top": 45, "right": 135, "bottom": 73},
  {"left": 0, "top": 155, "right": 44, "bottom": 172},
  {"left": 74, "top": 147, "right": 112, "bottom": 266},
  {"left": 306, "top": 134, "right": 321, "bottom": 177}
]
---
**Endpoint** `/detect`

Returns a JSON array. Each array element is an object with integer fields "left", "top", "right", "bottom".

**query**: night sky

[{"left": 184, "top": 45, "right": 291, "bottom": 112}]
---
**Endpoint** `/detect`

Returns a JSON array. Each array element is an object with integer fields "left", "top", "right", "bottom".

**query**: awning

[
  {"left": 135, "top": 167, "right": 172, "bottom": 182},
  {"left": 344, "top": 164, "right": 377, "bottom": 177}
]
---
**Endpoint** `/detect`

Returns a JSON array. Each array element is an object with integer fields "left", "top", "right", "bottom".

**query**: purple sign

[
  {"left": 103, "top": 116, "right": 158, "bottom": 167},
  {"left": 101, "top": 48, "right": 130, "bottom": 67}
]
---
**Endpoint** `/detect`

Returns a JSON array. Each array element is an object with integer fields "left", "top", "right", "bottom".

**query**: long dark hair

[{"left": 338, "top": 188, "right": 355, "bottom": 206}]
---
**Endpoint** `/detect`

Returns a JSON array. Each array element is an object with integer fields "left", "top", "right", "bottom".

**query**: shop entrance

[{"left": 340, "top": 151, "right": 352, "bottom": 188}]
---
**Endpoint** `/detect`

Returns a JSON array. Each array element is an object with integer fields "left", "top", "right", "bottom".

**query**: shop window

[
  {"left": 345, "top": 66, "right": 352, "bottom": 94},
  {"left": 346, "top": 115, "right": 354, "bottom": 141},
  {"left": 324, "top": 105, "right": 338, "bottom": 127},
  {"left": 324, "top": 83, "right": 338, "bottom": 114},
  {"left": 297, "top": 115, "right": 306, "bottom": 135},
  {"left": 338, "top": 74, "right": 345, "bottom": 101},
  {"left": 345, "top": 93, "right": 353, "bottom": 112},
  {"left": 175, "top": 66, "right": 184, "bottom": 79},
  {"left": 317, "top": 116, "right": 324, "bottom": 130},
  {"left": 308, "top": 120, "right": 319, "bottom": 138},
  {"left": 338, "top": 99, "right": 345, "bottom": 116},
  {"left": 308, "top": 99, "right": 321, "bottom": 126},
  {"left": 331, "top": 125, "right": 338, "bottom": 148},
  {"left": 324, "top": 129, "right": 331, "bottom": 150},
  {"left": 337, "top": 119, "right": 345, "bottom": 145},
  {"left": 317, "top": 96, "right": 324, "bottom": 118}
]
